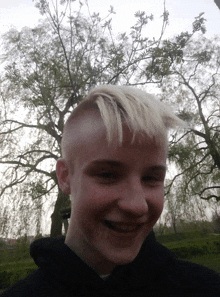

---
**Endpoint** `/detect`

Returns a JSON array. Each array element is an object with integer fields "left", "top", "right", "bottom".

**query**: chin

[{"left": 105, "top": 245, "right": 142, "bottom": 266}]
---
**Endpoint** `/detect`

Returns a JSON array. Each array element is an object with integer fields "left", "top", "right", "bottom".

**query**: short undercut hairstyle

[{"left": 61, "top": 85, "right": 185, "bottom": 158}]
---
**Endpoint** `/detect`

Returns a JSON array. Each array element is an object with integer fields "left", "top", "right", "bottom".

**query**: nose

[{"left": 118, "top": 178, "right": 148, "bottom": 218}]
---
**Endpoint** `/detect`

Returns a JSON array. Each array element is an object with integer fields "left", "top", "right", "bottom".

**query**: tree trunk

[{"left": 50, "top": 189, "right": 70, "bottom": 237}]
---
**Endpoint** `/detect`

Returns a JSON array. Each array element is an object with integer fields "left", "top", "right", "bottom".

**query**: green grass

[
  {"left": 156, "top": 230, "right": 216, "bottom": 244},
  {"left": 0, "top": 259, "right": 37, "bottom": 291},
  {"left": 189, "top": 254, "right": 220, "bottom": 274},
  {"left": 156, "top": 231, "right": 220, "bottom": 274}
]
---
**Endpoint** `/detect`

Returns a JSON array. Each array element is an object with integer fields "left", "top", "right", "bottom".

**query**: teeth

[{"left": 104, "top": 220, "right": 141, "bottom": 232}]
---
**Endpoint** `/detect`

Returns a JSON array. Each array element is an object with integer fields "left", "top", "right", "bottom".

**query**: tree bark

[{"left": 50, "top": 189, "right": 70, "bottom": 237}]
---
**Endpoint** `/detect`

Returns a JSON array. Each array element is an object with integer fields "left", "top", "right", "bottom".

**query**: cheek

[
  {"left": 82, "top": 178, "right": 117, "bottom": 203},
  {"left": 72, "top": 179, "right": 114, "bottom": 217},
  {"left": 148, "top": 188, "right": 164, "bottom": 219}
]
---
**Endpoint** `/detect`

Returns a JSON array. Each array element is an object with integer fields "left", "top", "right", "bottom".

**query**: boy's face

[{"left": 57, "top": 114, "right": 167, "bottom": 274}]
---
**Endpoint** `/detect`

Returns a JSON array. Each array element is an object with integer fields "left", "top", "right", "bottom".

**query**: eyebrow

[
  {"left": 149, "top": 165, "right": 167, "bottom": 171},
  {"left": 88, "top": 160, "right": 125, "bottom": 168},
  {"left": 87, "top": 160, "right": 167, "bottom": 171}
]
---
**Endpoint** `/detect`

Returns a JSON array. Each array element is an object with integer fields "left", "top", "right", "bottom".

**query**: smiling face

[{"left": 56, "top": 113, "right": 167, "bottom": 275}]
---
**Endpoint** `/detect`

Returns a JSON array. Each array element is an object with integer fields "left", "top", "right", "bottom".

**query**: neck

[{"left": 65, "top": 235, "right": 116, "bottom": 275}]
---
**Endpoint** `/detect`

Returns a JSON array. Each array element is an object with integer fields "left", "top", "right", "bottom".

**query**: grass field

[
  {"left": 189, "top": 254, "right": 220, "bottom": 273},
  {"left": 156, "top": 231, "right": 220, "bottom": 274}
]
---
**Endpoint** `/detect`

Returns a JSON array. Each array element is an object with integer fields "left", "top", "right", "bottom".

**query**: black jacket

[{"left": 1, "top": 232, "right": 220, "bottom": 296}]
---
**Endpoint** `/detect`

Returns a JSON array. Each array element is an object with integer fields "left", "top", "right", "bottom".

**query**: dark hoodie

[{"left": 1, "top": 232, "right": 220, "bottom": 297}]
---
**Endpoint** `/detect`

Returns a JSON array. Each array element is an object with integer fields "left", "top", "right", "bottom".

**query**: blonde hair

[{"left": 61, "top": 85, "right": 185, "bottom": 156}]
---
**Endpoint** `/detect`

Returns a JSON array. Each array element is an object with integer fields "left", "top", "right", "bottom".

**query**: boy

[{"left": 1, "top": 85, "right": 220, "bottom": 296}]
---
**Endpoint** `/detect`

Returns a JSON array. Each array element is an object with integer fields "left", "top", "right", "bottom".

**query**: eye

[
  {"left": 143, "top": 175, "right": 159, "bottom": 181},
  {"left": 84, "top": 162, "right": 124, "bottom": 184},
  {"left": 142, "top": 173, "right": 165, "bottom": 185},
  {"left": 96, "top": 171, "right": 117, "bottom": 180},
  {"left": 94, "top": 170, "right": 122, "bottom": 185}
]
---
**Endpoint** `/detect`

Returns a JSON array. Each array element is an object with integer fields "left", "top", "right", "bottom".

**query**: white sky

[{"left": 0, "top": 0, "right": 219, "bottom": 38}]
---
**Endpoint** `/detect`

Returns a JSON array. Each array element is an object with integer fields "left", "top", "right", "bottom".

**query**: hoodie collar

[{"left": 30, "top": 231, "right": 174, "bottom": 291}]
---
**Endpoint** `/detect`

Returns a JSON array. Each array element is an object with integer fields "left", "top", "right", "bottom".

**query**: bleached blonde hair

[{"left": 61, "top": 85, "right": 185, "bottom": 157}]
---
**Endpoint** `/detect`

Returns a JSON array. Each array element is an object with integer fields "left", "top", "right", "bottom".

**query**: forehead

[{"left": 65, "top": 113, "right": 167, "bottom": 169}]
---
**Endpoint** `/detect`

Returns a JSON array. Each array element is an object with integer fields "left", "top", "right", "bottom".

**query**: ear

[{"left": 56, "top": 158, "right": 71, "bottom": 195}]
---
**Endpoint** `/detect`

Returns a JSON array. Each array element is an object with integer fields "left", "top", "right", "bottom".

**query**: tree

[
  {"left": 163, "top": 178, "right": 210, "bottom": 234},
  {"left": 146, "top": 27, "right": 220, "bottom": 204},
  {"left": 0, "top": 0, "right": 169, "bottom": 237}
]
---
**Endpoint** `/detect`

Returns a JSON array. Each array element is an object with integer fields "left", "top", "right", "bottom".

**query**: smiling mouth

[{"left": 104, "top": 220, "right": 143, "bottom": 233}]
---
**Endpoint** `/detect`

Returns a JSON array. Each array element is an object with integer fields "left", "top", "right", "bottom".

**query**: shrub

[
  {"left": 160, "top": 234, "right": 220, "bottom": 259},
  {"left": 0, "top": 260, "right": 37, "bottom": 289}
]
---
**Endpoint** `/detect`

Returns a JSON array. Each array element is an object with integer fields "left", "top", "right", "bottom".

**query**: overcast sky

[{"left": 0, "top": 0, "right": 219, "bottom": 38}]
